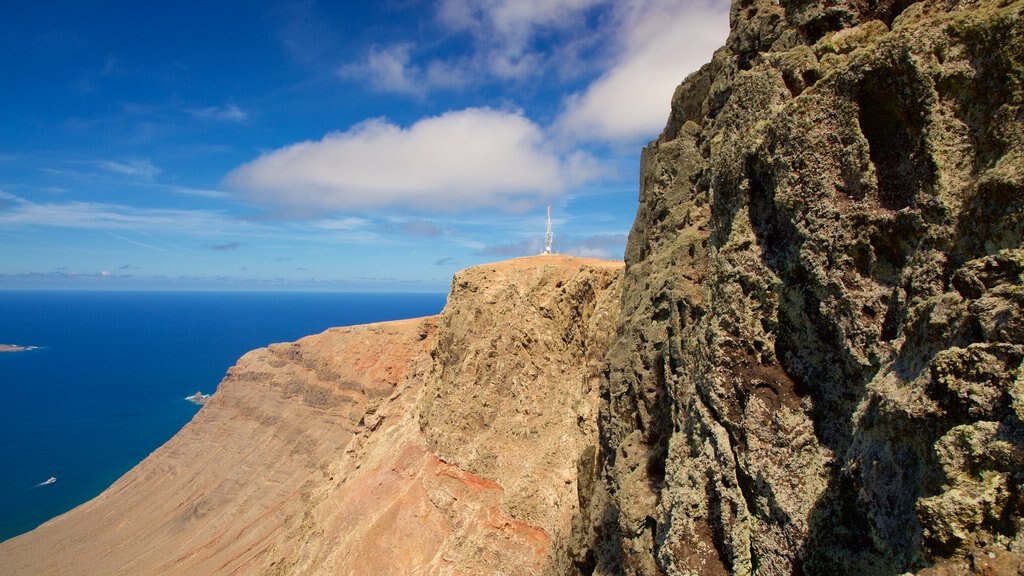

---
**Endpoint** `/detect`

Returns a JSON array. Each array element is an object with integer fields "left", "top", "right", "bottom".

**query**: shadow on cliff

[{"left": 743, "top": 162, "right": 895, "bottom": 573}]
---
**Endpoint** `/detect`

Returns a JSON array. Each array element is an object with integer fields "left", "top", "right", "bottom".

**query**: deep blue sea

[{"left": 0, "top": 290, "right": 446, "bottom": 543}]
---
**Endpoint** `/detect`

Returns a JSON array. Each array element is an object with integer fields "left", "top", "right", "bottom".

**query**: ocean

[{"left": 0, "top": 290, "right": 446, "bottom": 543}]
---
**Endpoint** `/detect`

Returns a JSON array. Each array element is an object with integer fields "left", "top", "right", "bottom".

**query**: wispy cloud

[
  {"left": 339, "top": 44, "right": 470, "bottom": 96},
  {"left": 437, "top": 0, "right": 609, "bottom": 80},
  {"left": 0, "top": 192, "right": 382, "bottom": 247},
  {"left": 340, "top": 0, "right": 605, "bottom": 95},
  {"left": 161, "top": 185, "right": 232, "bottom": 199},
  {"left": 377, "top": 219, "right": 445, "bottom": 237},
  {"left": 480, "top": 237, "right": 543, "bottom": 257},
  {"left": 106, "top": 230, "right": 166, "bottom": 252},
  {"left": 188, "top": 104, "right": 248, "bottom": 122},
  {"left": 560, "top": 232, "right": 627, "bottom": 258},
  {"left": 225, "top": 108, "right": 599, "bottom": 213},
  {"left": 339, "top": 44, "right": 417, "bottom": 94},
  {"left": 311, "top": 217, "right": 368, "bottom": 231},
  {"left": 0, "top": 192, "right": 224, "bottom": 231},
  {"left": 96, "top": 159, "right": 161, "bottom": 180},
  {"left": 205, "top": 241, "right": 241, "bottom": 251},
  {"left": 480, "top": 232, "right": 626, "bottom": 259},
  {"left": 0, "top": 270, "right": 132, "bottom": 281}
]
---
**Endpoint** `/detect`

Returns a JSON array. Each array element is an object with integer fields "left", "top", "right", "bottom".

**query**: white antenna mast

[{"left": 542, "top": 205, "right": 553, "bottom": 255}]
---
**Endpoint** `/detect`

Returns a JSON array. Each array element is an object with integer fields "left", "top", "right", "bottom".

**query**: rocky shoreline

[{"left": 0, "top": 344, "right": 37, "bottom": 353}]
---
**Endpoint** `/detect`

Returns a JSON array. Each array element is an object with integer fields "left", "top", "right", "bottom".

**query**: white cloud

[
  {"left": 224, "top": 108, "right": 599, "bottom": 212},
  {"left": 339, "top": 44, "right": 421, "bottom": 95},
  {"left": 438, "top": 0, "right": 609, "bottom": 79},
  {"left": 338, "top": 45, "right": 467, "bottom": 96},
  {"left": 556, "top": 0, "right": 729, "bottom": 142},
  {"left": 0, "top": 192, "right": 384, "bottom": 247},
  {"left": 0, "top": 192, "right": 235, "bottom": 233},
  {"left": 340, "top": 0, "right": 729, "bottom": 143},
  {"left": 341, "top": 0, "right": 608, "bottom": 94},
  {"left": 480, "top": 232, "right": 627, "bottom": 259},
  {"left": 96, "top": 159, "right": 161, "bottom": 180},
  {"left": 189, "top": 104, "right": 248, "bottom": 122},
  {"left": 312, "top": 217, "right": 369, "bottom": 231}
]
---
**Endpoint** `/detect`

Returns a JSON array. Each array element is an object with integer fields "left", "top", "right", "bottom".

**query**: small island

[
  {"left": 185, "top": 391, "right": 211, "bottom": 405},
  {"left": 0, "top": 344, "right": 37, "bottom": 353}
]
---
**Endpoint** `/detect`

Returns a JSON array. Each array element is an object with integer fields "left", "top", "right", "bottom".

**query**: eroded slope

[{"left": 0, "top": 255, "right": 623, "bottom": 576}]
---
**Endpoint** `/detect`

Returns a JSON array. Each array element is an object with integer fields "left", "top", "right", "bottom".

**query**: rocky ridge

[
  {"left": 568, "top": 0, "right": 1024, "bottom": 574},
  {"left": 0, "top": 255, "right": 622, "bottom": 575}
]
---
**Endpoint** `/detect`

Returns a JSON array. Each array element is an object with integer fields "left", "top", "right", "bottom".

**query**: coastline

[{"left": 0, "top": 345, "right": 37, "bottom": 353}]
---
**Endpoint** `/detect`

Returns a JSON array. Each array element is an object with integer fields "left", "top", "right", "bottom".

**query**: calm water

[{"left": 0, "top": 291, "right": 446, "bottom": 543}]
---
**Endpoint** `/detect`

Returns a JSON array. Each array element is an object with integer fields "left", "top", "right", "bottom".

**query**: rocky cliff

[
  {"left": 570, "top": 0, "right": 1024, "bottom": 574},
  {"left": 0, "top": 255, "right": 622, "bottom": 575},
  {"left": 1, "top": 2, "right": 1022, "bottom": 574}
]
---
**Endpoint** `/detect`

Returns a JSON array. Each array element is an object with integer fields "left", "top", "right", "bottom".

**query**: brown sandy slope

[{"left": 0, "top": 255, "right": 622, "bottom": 575}]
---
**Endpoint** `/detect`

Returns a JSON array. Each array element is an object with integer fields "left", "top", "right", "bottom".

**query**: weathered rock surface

[
  {"left": 571, "top": 0, "right": 1024, "bottom": 574},
  {"left": 0, "top": 255, "right": 622, "bottom": 575},
  {"left": 2, "top": 1, "right": 1022, "bottom": 573}
]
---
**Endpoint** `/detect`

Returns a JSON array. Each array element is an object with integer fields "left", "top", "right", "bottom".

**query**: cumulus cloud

[
  {"left": 556, "top": 0, "right": 729, "bottom": 142},
  {"left": 224, "top": 108, "right": 599, "bottom": 212}
]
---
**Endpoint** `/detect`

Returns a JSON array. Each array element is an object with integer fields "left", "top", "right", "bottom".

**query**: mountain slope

[{"left": 0, "top": 255, "right": 622, "bottom": 575}]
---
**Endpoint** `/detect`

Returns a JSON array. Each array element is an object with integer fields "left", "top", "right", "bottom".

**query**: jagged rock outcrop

[
  {"left": 572, "top": 1, "right": 1024, "bottom": 574},
  {"left": 0, "top": 255, "right": 622, "bottom": 575}
]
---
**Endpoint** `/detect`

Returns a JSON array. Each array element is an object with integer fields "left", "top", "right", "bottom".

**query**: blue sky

[{"left": 0, "top": 0, "right": 729, "bottom": 291}]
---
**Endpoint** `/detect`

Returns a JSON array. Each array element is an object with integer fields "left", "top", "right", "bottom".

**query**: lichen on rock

[{"left": 573, "top": 0, "right": 1024, "bottom": 574}]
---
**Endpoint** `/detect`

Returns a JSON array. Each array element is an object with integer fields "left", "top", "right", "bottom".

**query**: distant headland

[{"left": 0, "top": 344, "right": 37, "bottom": 353}]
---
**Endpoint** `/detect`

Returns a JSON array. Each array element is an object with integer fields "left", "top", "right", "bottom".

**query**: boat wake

[{"left": 32, "top": 477, "right": 57, "bottom": 488}]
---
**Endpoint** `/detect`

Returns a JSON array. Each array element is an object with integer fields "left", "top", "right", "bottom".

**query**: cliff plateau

[
  {"left": 569, "top": 1, "right": 1024, "bottom": 575},
  {"left": 0, "top": 255, "right": 622, "bottom": 575}
]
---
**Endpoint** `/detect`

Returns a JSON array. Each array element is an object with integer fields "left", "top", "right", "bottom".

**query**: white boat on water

[{"left": 41, "top": 477, "right": 56, "bottom": 485}]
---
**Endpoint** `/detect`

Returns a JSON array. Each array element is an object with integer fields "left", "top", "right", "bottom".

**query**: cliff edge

[
  {"left": 570, "top": 1, "right": 1024, "bottom": 574},
  {"left": 0, "top": 255, "right": 622, "bottom": 575}
]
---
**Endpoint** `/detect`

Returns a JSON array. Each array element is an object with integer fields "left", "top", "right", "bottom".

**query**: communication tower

[{"left": 542, "top": 206, "right": 553, "bottom": 255}]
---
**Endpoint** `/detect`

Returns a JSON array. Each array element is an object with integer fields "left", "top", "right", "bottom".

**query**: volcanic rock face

[
  {"left": 0, "top": 255, "right": 622, "bottom": 575},
  {"left": 573, "top": 1, "right": 1024, "bottom": 574}
]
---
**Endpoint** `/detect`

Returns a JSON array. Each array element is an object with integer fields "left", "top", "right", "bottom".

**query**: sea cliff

[
  {"left": 567, "top": 0, "right": 1024, "bottom": 574},
  {"left": 1, "top": 0, "right": 1022, "bottom": 574},
  {"left": 0, "top": 255, "right": 622, "bottom": 575}
]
